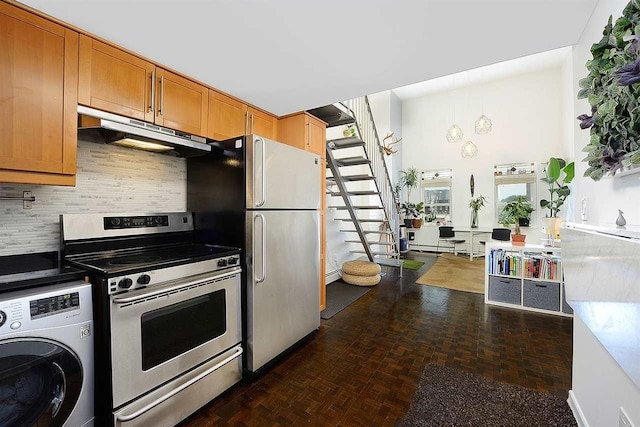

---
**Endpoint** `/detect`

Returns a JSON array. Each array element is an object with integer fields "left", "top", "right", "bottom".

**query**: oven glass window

[{"left": 141, "top": 290, "right": 226, "bottom": 371}]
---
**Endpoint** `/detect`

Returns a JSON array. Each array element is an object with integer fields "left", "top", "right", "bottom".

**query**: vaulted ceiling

[{"left": 19, "top": 0, "right": 598, "bottom": 116}]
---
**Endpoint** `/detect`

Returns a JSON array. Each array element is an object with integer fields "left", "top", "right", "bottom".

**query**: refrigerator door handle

[
  {"left": 253, "top": 137, "right": 266, "bottom": 207},
  {"left": 254, "top": 213, "right": 266, "bottom": 283}
]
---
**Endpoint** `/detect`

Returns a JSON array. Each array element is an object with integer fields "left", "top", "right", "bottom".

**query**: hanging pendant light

[
  {"left": 475, "top": 115, "right": 492, "bottom": 134},
  {"left": 461, "top": 140, "right": 478, "bottom": 158},
  {"left": 446, "top": 124, "right": 464, "bottom": 143}
]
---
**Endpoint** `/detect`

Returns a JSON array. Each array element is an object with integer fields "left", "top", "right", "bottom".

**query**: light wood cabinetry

[
  {"left": 277, "top": 112, "right": 326, "bottom": 156},
  {"left": 277, "top": 112, "right": 327, "bottom": 309},
  {"left": 0, "top": 2, "right": 78, "bottom": 186},
  {"left": 79, "top": 35, "right": 208, "bottom": 137},
  {"left": 247, "top": 107, "right": 277, "bottom": 140},
  {"left": 208, "top": 90, "right": 248, "bottom": 140}
]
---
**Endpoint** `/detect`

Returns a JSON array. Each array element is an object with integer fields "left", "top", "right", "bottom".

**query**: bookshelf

[{"left": 485, "top": 242, "right": 572, "bottom": 317}]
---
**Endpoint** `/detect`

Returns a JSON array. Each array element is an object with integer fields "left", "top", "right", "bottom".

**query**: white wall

[
  {"left": 572, "top": 0, "right": 640, "bottom": 227},
  {"left": 401, "top": 67, "right": 571, "bottom": 232},
  {"left": 0, "top": 141, "right": 186, "bottom": 256},
  {"left": 571, "top": 315, "right": 640, "bottom": 427}
]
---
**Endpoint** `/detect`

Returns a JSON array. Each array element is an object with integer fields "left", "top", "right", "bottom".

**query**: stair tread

[
  {"left": 328, "top": 137, "right": 365, "bottom": 150},
  {"left": 327, "top": 174, "right": 375, "bottom": 182},
  {"left": 339, "top": 230, "right": 392, "bottom": 234},
  {"left": 334, "top": 218, "right": 389, "bottom": 222},
  {"left": 350, "top": 250, "right": 400, "bottom": 256},
  {"left": 326, "top": 190, "right": 380, "bottom": 196},
  {"left": 307, "top": 104, "right": 355, "bottom": 127},
  {"left": 345, "top": 240, "right": 395, "bottom": 244},
  {"left": 335, "top": 157, "right": 371, "bottom": 166},
  {"left": 328, "top": 206, "right": 383, "bottom": 210}
]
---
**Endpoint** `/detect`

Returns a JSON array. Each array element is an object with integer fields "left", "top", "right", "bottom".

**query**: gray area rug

[
  {"left": 321, "top": 280, "right": 371, "bottom": 319},
  {"left": 402, "top": 364, "right": 577, "bottom": 427}
]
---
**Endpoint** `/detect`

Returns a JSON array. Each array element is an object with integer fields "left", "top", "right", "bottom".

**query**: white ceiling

[
  {"left": 393, "top": 46, "right": 573, "bottom": 100},
  {"left": 19, "top": 0, "right": 597, "bottom": 116}
]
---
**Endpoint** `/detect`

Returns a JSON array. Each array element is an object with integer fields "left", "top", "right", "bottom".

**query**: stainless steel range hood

[{"left": 77, "top": 106, "right": 211, "bottom": 157}]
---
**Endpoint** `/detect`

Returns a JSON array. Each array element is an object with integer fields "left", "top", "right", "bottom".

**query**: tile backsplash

[{"left": 0, "top": 141, "right": 187, "bottom": 256}]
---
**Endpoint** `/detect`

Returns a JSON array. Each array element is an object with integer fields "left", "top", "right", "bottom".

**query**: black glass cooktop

[{"left": 66, "top": 243, "right": 240, "bottom": 275}]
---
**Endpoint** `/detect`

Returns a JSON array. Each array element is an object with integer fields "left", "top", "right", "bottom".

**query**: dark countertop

[{"left": 0, "top": 251, "right": 89, "bottom": 295}]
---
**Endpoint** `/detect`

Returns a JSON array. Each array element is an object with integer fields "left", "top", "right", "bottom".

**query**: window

[
  {"left": 494, "top": 163, "right": 536, "bottom": 226},
  {"left": 421, "top": 169, "right": 452, "bottom": 222}
]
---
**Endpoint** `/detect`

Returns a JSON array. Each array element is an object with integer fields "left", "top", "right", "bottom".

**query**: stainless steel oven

[
  {"left": 61, "top": 213, "right": 244, "bottom": 426},
  {"left": 109, "top": 267, "right": 241, "bottom": 409}
]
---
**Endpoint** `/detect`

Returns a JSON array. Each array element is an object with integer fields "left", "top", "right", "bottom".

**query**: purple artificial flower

[
  {"left": 577, "top": 113, "right": 595, "bottom": 129},
  {"left": 614, "top": 56, "right": 640, "bottom": 86}
]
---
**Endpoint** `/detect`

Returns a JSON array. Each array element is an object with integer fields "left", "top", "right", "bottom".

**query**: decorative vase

[
  {"left": 471, "top": 210, "right": 478, "bottom": 228},
  {"left": 544, "top": 217, "right": 563, "bottom": 239},
  {"left": 412, "top": 218, "right": 423, "bottom": 228}
]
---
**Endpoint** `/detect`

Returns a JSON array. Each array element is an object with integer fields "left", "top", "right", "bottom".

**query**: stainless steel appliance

[
  {"left": 188, "top": 134, "right": 321, "bottom": 373},
  {"left": 0, "top": 281, "right": 94, "bottom": 427},
  {"left": 61, "top": 213, "right": 242, "bottom": 427},
  {"left": 77, "top": 106, "right": 212, "bottom": 157}
]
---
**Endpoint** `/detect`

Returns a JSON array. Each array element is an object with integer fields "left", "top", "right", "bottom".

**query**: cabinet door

[
  {"left": 208, "top": 90, "right": 247, "bottom": 140},
  {"left": 247, "top": 107, "right": 276, "bottom": 139},
  {"left": 276, "top": 114, "right": 306, "bottom": 150},
  {"left": 306, "top": 117, "right": 326, "bottom": 156},
  {"left": 155, "top": 69, "right": 208, "bottom": 137},
  {"left": 78, "top": 35, "right": 155, "bottom": 122},
  {"left": 0, "top": 3, "right": 78, "bottom": 185}
]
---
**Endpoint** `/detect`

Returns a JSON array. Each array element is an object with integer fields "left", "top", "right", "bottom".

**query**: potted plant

[
  {"left": 540, "top": 157, "right": 575, "bottom": 238},
  {"left": 468, "top": 195, "right": 487, "bottom": 228},
  {"left": 499, "top": 198, "right": 533, "bottom": 246},
  {"left": 401, "top": 167, "right": 419, "bottom": 201},
  {"left": 503, "top": 196, "right": 534, "bottom": 227},
  {"left": 412, "top": 202, "right": 425, "bottom": 228},
  {"left": 400, "top": 202, "right": 416, "bottom": 227},
  {"left": 424, "top": 206, "right": 436, "bottom": 223}
]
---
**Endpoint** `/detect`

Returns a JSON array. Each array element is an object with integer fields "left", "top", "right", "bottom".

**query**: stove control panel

[
  {"left": 104, "top": 215, "right": 169, "bottom": 230},
  {"left": 107, "top": 255, "right": 242, "bottom": 295}
]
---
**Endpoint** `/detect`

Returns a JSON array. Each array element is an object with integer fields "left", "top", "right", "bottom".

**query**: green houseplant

[
  {"left": 401, "top": 167, "right": 419, "bottom": 201},
  {"left": 540, "top": 157, "right": 574, "bottom": 239},
  {"left": 468, "top": 195, "right": 487, "bottom": 228},
  {"left": 499, "top": 197, "right": 534, "bottom": 245},
  {"left": 576, "top": 2, "right": 640, "bottom": 180}
]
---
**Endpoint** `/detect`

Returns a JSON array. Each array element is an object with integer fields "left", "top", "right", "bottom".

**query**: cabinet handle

[
  {"left": 244, "top": 111, "right": 248, "bottom": 135},
  {"left": 306, "top": 121, "right": 311, "bottom": 147},
  {"left": 149, "top": 69, "right": 156, "bottom": 113},
  {"left": 158, "top": 75, "right": 165, "bottom": 116},
  {"left": 251, "top": 113, "right": 254, "bottom": 134}
]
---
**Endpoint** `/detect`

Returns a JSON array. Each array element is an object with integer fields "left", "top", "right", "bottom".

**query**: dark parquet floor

[{"left": 181, "top": 253, "right": 574, "bottom": 426}]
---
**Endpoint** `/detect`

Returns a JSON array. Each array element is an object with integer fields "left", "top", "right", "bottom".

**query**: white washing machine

[{"left": 0, "top": 281, "right": 94, "bottom": 427}]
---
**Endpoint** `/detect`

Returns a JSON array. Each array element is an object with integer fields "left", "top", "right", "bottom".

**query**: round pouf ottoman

[{"left": 342, "top": 260, "right": 381, "bottom": 287}]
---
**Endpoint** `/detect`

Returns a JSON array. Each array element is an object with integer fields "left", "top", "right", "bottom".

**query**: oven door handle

[
  {"left": 112, "top": 267, "right": 241, "bottom": 304},
  {"left": 115, "top": 346, "right": 243, "bottom": 423}
]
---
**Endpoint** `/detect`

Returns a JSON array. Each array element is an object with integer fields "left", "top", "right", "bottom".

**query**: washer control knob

[
  {"left": 137, "top": 274, "right": 151, "bottom": 285},
  {"left": 119, "top": 278, "right": 133, "bottom": 289},
  {"left": 10, "top": 321, "right": 21, "bottom": 330},
  {"left": 0, "top": 311, "right": 6, "bottom": 328}
]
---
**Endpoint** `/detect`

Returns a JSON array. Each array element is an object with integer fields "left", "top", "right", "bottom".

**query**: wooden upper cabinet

[
  {"left": 0, "top": 2, "right": 78, "bottom": 186},
  {"left": 277, "top": 113, "right": 326, "bottom": 156},
  {"left": 208, "top": 90, "right": 248, "bottom": 140},
  {"left": 155, "top": 68, "right": 208, "bottom": 136},
  {"left": 78, "top": 35, "right": 155, "bottom": 122},
  {"left": 247, "top": 107, "right": 277, "bottom": 140},
  {"left": 79, "top": 36, "right": 209, "bottom": 137}
]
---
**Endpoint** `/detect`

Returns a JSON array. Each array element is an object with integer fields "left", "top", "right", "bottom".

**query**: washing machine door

[{"left": 0, "top": 339, "right": 82, "bottom": 427}]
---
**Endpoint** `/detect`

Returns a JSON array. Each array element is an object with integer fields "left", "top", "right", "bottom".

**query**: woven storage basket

[
  {"left": 342, "top": 260, "right": 381, "bottom": 276},
  {"left": 342, "top": 272, "right": 381, "bottom": 287}
]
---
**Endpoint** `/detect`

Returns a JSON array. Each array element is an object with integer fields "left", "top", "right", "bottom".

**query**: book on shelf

[{"left": 488, "top": 249, "right": 521, "bottom": 276}]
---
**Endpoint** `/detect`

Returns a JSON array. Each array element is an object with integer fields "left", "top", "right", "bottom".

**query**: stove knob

[
  {"left": 137, "top": 274, "right": 151, "bottom": 285},
  {"left": 228, "top": 257, "right": 238, "bottom": 265},
  {"left": 119, "top": 278, "right": 133, "bottom": 289},
  {"left": 217, "top": 259, "right": 228, "bottom": 267}
]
